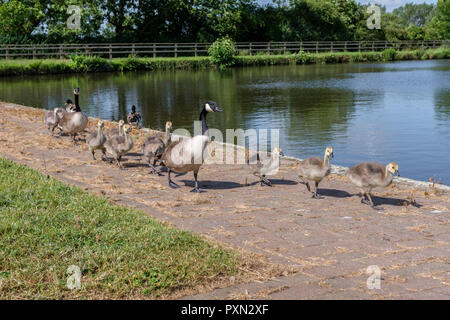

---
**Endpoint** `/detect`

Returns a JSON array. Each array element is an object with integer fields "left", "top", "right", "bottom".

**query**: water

[{"left": 0, "top": 60, "right": 449, "bottom": 183}]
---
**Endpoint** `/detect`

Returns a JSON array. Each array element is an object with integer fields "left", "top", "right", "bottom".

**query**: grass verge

[
  {"left": 0, "top": 157, "right": 256, "bottom": 299},
  {"left": 0, "top": 47, "right": 448, "bottom": 76}
]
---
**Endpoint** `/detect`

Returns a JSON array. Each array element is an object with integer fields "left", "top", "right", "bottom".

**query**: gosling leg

[
  {"left": 101, "top": 148, "right": 107, "bottom": 161},
  {"left": 190, "top": 172, "right": 204, "bottom": 193},
  {"left": 91, "top": 150, "right": 96, "bottom": 160},
  {"left": 312, "top": 181, "right": 323, "bottom": 199},
  {"left": 168, "top": 170, "right": 180, "bottom": 189}
]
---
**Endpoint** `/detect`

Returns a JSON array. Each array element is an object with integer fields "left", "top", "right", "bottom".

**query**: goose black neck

[
  {"left": 74, "top": 94, "right": 81, "bottom": 112},
  {"left": 199, "top": 107, "right": 208, "bottom": 135}
]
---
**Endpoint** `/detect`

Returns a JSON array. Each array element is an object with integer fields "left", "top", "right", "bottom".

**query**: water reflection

[{"left": 0, "top": 60, "right": 449, "bottom": 182}]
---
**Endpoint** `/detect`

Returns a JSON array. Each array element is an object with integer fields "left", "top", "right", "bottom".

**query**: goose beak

[{"left": 215, "top": 106, "right": 223, "bottom": 112}]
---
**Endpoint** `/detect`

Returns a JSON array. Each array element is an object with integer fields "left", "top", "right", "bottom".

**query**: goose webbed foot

[
  {"left": 312, "top": 193, "right": 323, "bottom": 199},
  {"left": 190, "top": 187, "right": 205, "bottom": 193},
  {"left": 260, "top": 176, "right": 272, "bottom": 187},
  {"left": 305, "top": 182, "right": 311, "bottom": 192},
  {"left": 168, "top": 170, "right": 180, "bottom": 189}
]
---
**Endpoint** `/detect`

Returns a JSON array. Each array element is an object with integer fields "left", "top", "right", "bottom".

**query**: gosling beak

[
  {"left": 280, "top": 151, "right": 285, "bottom": 156},
  {"left": 396, "top": 170, "right": 400, "bottom": 177},
  {"left": 331, "top": 152, "right": 334, "bottom": 159}
]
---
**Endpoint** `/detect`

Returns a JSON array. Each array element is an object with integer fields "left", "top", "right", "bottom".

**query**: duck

[
  {"left": 104, "top": 124, "right": 134, "bottom": 169},
  {"left": 346, "top": 162, "right": 400, "bottom": 207},
  {"left": 297, "top": 146, "right": 334, "bottom": 199},
  {"left": 160, "top": 101, "right": 222, "bottom": 192},
  {"left": 44, "top": 108, "right": 65, "bottom": 135},
  {"left": 142, "top": 121, "right": 173, "bottom": 175},
  {"left": 108, "top": 119, "right": 124, "bottom": 137},
  {"left": 57, "top": 88, "right": 88, "bottom": 142},
  {"left": 127, "top": 105, "right": 141, "bottom": 128},
  {"left": 247, "top": 147, "right": 284, "bottom": 187},
  {"left": 86, "top": 119, "right": 107, "bottom": 161}
]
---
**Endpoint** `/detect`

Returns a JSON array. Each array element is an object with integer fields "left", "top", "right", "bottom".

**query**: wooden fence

[{"left": 0, "top": 40, "right": 448, "bottom": 59}]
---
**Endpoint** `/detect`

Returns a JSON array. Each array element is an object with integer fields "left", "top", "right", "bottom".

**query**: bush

[
  {"left": 382, "top": 48, "right": 397, "bottom": 61},
  {"left": 208, "top": 37, "right": 237, "bottom": 69}
]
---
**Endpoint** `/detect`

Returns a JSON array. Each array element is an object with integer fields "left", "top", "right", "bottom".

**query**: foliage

[
  {"left": 208, "top": 37, "right": 238, "bottom": 69},
  {"left": 1, "top": 48, "right": 448, "bottom": 76},
  {"left": 0, "top": 1, "right": 447, "bottom": 44},
  {"left": 382, "top": 48, "right": 397, "bottom": 61}
]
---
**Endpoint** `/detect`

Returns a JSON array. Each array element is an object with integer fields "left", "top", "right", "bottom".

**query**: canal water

[{"left": 0, "top": 59, "right": 449, "bottom": 183}]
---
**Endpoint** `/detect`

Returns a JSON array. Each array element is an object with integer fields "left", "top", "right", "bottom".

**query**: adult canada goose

[
  {"left": 297, "top": 146, "right": 334, "bottom": 198},
  {"left": 160, "top": 101, "right": 222, "bottom": 192},
  {"left": 142, "top": 121, "right": 173, "bottom": 175},
  {"left": 86, "top": 119, "right": 107, "bottom": 160},
  {"left": 347, "top": 162, "right": 400, "bottom": 208},
  {"left": 44, "top": 108, "right": 65, "bottom": 135},
  {"left": 247, "top": 147, "right": 284, "bottom": 187},
  {"left": 58, "top": 88, "right": 88, "bottom": 142},
  {"left": 108, "top": 119, "right": 124, "bottom": 137},
  {"left": 104, "top": 124, "right": 134, "bottom": 169},
  {"left": 127, "top": 105, "right": 141, "bottom": 128}
]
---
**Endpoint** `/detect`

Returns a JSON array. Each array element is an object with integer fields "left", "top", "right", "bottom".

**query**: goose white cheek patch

[{"left": 205, "top": 103, "right": 213, "bottom": 112}]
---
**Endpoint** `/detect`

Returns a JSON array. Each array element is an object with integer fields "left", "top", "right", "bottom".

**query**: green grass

[
  {"left": 0, "top": 47, "right": 448, "bottom": 76},
  {"left": 0, "top": 158, "right": 247, "bottom": 299}
]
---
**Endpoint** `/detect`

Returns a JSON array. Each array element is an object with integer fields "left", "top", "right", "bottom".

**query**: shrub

[
  {"left": 382, "top": 48, "right": 397, "bottom": 61},
  {"left": 208, "top": 37, "right": 237, "bottom": 69}
]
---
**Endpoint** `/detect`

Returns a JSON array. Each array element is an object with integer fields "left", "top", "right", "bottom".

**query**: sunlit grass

[{"left": 0, "top": 158, "right": 246, "bottom": 299}]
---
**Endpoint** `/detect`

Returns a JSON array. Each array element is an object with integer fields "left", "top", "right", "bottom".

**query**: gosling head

[
  {"left": 118, "top": 120, "right": 125, "bottom": 126},
  {"left": 273, "top": 147, "right": 284, "bottom": 156},
  {"left": 165, "top": 121, "right": 173, "bottom": 131},
  {"left": 387, "top": 162, "right": 400, "bottom": 176},
  {"left": 325, "top": 146, "right": 334, "bottom": 159},
  {"left": 205, "top": 101, "right": 222, "bottom": 113},
  {"left": 65, "top": 99, "right": 73, "bottom": 105},
  {"left": 123, "top": 124, "right": 131, "bottom": 134},
  {"left": 97, "top": 120, "right": 104, "bottom": 128},
  {"left": 73, "top": 88, "right": 80, "bottom": 95}
]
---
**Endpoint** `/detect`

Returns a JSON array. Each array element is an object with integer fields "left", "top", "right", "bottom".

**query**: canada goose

[
  {"left": 86, "top": 120, "right": 107, "bottom": 160},
  {"left": 127, "top": 105, "right": 141, "bottom": 128},
  {"left": 44, "top": 108, "right": 65, "bottom": 135},
  {"left": 160, "top": 101, "right": 222, "bottom": 192},
  {"left": 142, "top": 121, "right": 173, "bottom": 175},
  {"left": 297, "top": 146, "right": 334, "bottom": 199},
  {"left": 58, "top": 88, "right": 88, "bottom": 142},
  {"left": 108, "top": 119, "right": 124, "bottom": 137},
  {"left": 104, "top": 124, "right": 134, "bottom": 169},
  {"left": 347, "top": 162, "right": 400, "bottom": 207},
  {"left": 247, "top": 147, "right": 284, "bottom": 187}
]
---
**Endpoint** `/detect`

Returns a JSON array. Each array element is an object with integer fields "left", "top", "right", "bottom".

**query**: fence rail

[{"left": 0, "top": 40, "right": 448, "bottom": 59}]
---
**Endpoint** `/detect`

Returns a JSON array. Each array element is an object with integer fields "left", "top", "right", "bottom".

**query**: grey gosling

[
  {"left": 297, "top": 146, "right": 334, "bottom": 199},
  {"left": 142, "top": 121, "right": 173, "bottom": 175},
  {"left": 86, "top": 119, "right": 107, "bottom": 160},
  {"left": 104, "top": 124, "right": 134, "bottom": 169},
  {"left": 247, "top": 147, "right": 284, "bottom": 187}
]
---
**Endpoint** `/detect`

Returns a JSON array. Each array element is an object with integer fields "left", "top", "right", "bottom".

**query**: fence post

[
  {"left": 330, "top": 42, "right": 333, "bottom": 53},
  {"left": 174, "top": 43, "right": 177, "bottom": 58},
  {"left": 283, "top": 42, "right": 286, "bottom": 55},
  {"left": 249, "top": 42, "right": 252, "bottom": 56},
  {"left": 85, "top": 44, "right": 88, "bottom": 57},
  {"left": 5, "top": 44, "right": 9, "bottom": 59},
  {"left": 132, "top": 43, "right": 135, "bottom": 57},
  {"left": 153, "top": 43, "right": 156, "bottom": 58},
  {"left": 372, "top": 41, "right": 374, "bottom": 51},
  {"left": 358, "top": 42, "right": 361, "bottom": 52},
  {"left": 268, "top": 42, "right": 270, "bottom": 55},
  {"left": 384, "top": 41, "right": 387, "bottom": 50},
  {"left": 194, "top": 43, "right": 198, "bottom": 57},
  {"left": 316, "top": 41, "right": 318, "bottom": 54},
  {"left": 59, "top": 44, "right": 63, "bottom": 59},
  {"left": 32, "top": 45, "right": 36, "bottom": 59},
  {"left": 299, "top": 41, "right": 303, "bottom": 52},
  {"left": 109, "top": 44, "right": 112, "bottom": 59}
]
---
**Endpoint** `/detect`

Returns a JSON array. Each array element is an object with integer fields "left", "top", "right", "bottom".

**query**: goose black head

[
  {"left": 66, "top": 99, "right": 73, "bottom": 104},
  {"left": 205, "top": 101, "right": 222, "bottom": 113},
  {"left": 73, "top": 88, "right": 80, "bottom": 95},
  {"left": 132, "top": 105, "right": 136, "bottom": 113}
]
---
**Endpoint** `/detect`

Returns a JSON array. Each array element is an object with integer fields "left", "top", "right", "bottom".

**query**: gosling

[
  {"left": 347, "top": 162, "right": 400, "bottom": 208},
  {"left": 109, "top": 119, "right": 125, "bottom": 138},
  {"left": 142, "top": 121, "right": 173, "bottom": 175},
  {"left": 44, "top": 108, "right": 65, "bottom": 135},
  {"left": 297, "top": 146, "right": 334, "bottom": 199},
  {"left": 104, "top": 124, "right": 134, "bottom": 169},
  {"left": 86, "top": 120, "right": 107, "bottom": 161},
  {"left": 248, "top": 147, "right": 284, "bottom": 187}
]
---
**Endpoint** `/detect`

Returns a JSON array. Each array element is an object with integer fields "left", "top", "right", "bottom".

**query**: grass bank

[
  {"left": 0, "top": 157, "right": 259, "bottom": 299},
  {"left": 0, "top": 47, "right": 448, "bottom": 76}
]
